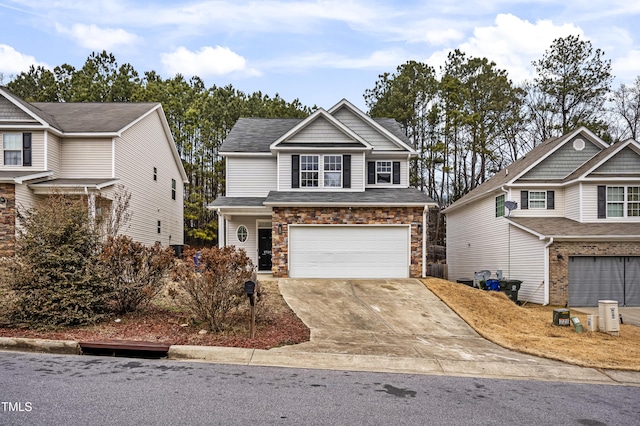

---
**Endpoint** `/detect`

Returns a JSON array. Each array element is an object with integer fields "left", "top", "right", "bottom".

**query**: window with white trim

[
  {"left": 323, "top": 155, "right": 342, "bottom": 187},
  {"left": 528, "top": 191, "right": 546, "bottom": 209},
  {"left": 377, "top": 161, "right": 392, "bottom": 183},
  {"left": 236, "top": 225, "right": 248, "bottom": 243},
  {"left": 608, "top": 186, "right": 640, "bottom": 217},
  {"left": 171, "top": 179, "right": 176, "bottom": 200},
  {"left": 300, "top": 155, "right": 319, "bottom": 187},
  {"left": 495, "top": 194, "right": 505, "bottom": 217},
  {"left": 3, "top": 133, "right": 22, "bottom": 165}
]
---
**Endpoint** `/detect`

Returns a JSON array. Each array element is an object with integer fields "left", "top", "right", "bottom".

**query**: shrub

[
  {"left": 100, "top": 235, "right": 175, "bottom": 314},
  {"left": 173, "top": 246, "right": 254, "bottom": 332},
  {"left": 5, "top": 193, "right": 110, "bottom": 328}
]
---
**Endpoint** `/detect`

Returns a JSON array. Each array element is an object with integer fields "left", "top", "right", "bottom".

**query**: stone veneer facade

[
  {"left": 271, "top": 206, "right": 425, "bottom": 278},
  {"left": 548, "top": 240, "right": 640, "bottom": 306},
  {"left": 0, "top": 183, "right": 16, "bottom": 257}
]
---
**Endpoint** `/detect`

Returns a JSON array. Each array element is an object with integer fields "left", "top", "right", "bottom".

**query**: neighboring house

[
  {"left": 444, "top": 127, "right": 640, "bottom": 307},
  {"left": 210, "top": 99, "right": 436, "bottom": 278},
  {"left": 0, "top": 87, "right": 188, "bottom": 256}
]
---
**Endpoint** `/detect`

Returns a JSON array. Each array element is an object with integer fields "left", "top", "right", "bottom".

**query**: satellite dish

[{"left": 505, "top": 201, "right": 518, "bottom": 217}]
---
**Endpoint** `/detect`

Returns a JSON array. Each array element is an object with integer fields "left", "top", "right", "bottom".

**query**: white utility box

[
  {"left": 586, "top": 315, "right": 598, "bottom": 332},
  {"left": 598, "top": 300, "right": 620, "bottom": 336}
]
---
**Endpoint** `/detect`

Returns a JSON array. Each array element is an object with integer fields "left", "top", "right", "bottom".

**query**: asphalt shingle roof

[
  {"left": 220, "top": 117, "right": 410, "bottom": 153},
  {"left": 508, "top": 217, "right": 640, "bottom": 238},
  {"left": 264, "top": 188, "right": 435, "bottom": 205},
  {"left": 209, "top": 197, "right": 268, "bottom": 208}
]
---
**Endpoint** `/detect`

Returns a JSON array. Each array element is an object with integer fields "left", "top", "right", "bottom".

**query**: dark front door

[{"left": 258, "top": 228, "right": 272, "bottom": 271}]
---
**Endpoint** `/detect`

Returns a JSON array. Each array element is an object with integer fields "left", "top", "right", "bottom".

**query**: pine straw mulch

[
  {"left": 0, "top": 278, "right": 310, "bottom": 350},
  {"left": 423, "top": 277, "right": 640, "bottom": 371}
]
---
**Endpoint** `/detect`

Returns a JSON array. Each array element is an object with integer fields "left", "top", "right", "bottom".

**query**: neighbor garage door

[
  {"left": 288, "top": 225, "right": 410, "bottom": 278},
  {"left": 568, "top": 256, "right": 640, "bottom": 307}
]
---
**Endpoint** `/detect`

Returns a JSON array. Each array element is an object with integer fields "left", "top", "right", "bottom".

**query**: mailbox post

[{"left": 244, "top": 280, "right": 257, "bottom": 339}]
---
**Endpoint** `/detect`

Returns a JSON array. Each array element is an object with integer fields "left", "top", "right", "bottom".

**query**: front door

[{"left": 258, "top": 228, "right": 272, "bottom": 271}]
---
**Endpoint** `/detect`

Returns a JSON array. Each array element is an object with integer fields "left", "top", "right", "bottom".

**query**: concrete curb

[{"left": 0, "top": 337, "right": 79, "bottom": 355}]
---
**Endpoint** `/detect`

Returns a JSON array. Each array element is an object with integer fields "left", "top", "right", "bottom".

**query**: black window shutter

[
  {"left": 22, "top": 133, "right": 32, "bottom": 166},
  {"left": 367, "top": 161, "right": 375, "bottom": 184},
  {"left": 597, "top": 185, "right": 606, "bottom": 219},
  {"left": 393, "top": 162, "right": 401, "bottom": 184},
  {"left": 343, "top": 155, "right": 351, "bottom": 188},
  {"left": 521, "top": 190, "right": 529, "bottom": 210},
  {"left": 291, "top": 155, "right": 300, "bottom": 188},
  {"left": 547, "top": 190, "right": 555, "bottom": 210}
]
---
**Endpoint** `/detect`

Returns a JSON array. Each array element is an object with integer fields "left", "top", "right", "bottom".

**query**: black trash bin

[{"left": 500, "top": 279, "right": 522, "bottom": 303}]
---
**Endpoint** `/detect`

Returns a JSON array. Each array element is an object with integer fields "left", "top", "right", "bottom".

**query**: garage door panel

[
  {"left": 568, "top": 256, "right": 626, "bottom": 307},
  {"left": 625, "top": 257, "right": 640, "bottom": 307},
  {"left": 289, "top": 226, "right": 409, "bottom": 279}
]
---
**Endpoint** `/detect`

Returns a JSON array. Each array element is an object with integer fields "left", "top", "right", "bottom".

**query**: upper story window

[
  {"left": 300, "top": 155, "right": 319, "bottom": 187},
  {"left": 154, "top": 167, "right": 157, "bottom": 181},
  {"left": 171, "top": 179, "right": 176, "bottom": 200},
  {"left": 607, "top": 186, "right": 640, "bottom": 218},
  {"left": 3, "top": 133, "right": 22, "bottom": 165},
  {"left": 376, "top": 161, "right": 392, "bottom": 184},
  {"left": 236, "top": 225, "right": 248, "bottom": 243},
  {"left": 495, "top": 195, "right": 505, "bottom": 217},
  {"left": 528, "top": 191, "right": 546, "bottom": 209},
  {"left": 323, "top": 155, "right": 342, "bottom": 188},
  {"left": 2, "top": 133, "right": 32, "bottom": 167}
]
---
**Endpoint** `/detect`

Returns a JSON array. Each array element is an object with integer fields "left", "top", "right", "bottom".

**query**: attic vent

[{"left": 573, "top": 138, "right": 585, "bottom": 151}]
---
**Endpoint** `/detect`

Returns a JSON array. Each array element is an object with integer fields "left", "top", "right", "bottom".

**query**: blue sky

[{"left": 1, "top": 1, "right": 639, "bottom": 111}]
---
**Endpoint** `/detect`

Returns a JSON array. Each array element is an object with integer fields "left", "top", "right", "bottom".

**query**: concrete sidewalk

[{"left": 2, "top": 278, "right": 639, "bottom": 386}]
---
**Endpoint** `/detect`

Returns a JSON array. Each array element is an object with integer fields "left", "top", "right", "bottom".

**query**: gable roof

[
  {"left": 219, "top": 99, "right": 411, "bottom": 154},
  {"left": 563, "top": 138, "right": 640, "bottom": 181},
  {"left": 443, "top": 127, "right": 609, "bottom": 213},
  {"left": 508, "top": 217, "right": 640, "bottom": 240}
]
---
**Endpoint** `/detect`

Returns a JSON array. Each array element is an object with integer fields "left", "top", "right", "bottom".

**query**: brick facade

[
  {"left": 0, "top": 183, "right": 15, "bottom": 257},
  {"left": 548, "top": 241, "right": 640, "bottom": 305},
  {"left": 271, "top": 206, "right": 425, "bottom": 278}
]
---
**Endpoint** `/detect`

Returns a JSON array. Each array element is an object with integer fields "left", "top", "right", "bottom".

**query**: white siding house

[
  {"left": 0, "top": 87, "right": 187, "bottom": 255},
  {"left": 445, "top": 127, "right": 640, "bottom": 306}
]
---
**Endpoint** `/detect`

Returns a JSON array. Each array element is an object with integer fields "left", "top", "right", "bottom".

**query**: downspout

[
  {"left": 501, "top": 186, "right": 509, "bottom": 277},
  {"left": 422, "top": 205, "right": 427, "bottom": 278},
  {"left": 543, "top": 237, "right": 554, "bottom": 306}
]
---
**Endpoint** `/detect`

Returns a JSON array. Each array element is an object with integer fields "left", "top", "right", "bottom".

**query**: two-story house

[
  {"left": 210, "top": 99, "right": 436, "bottom": 278},
  {"left": 0, "top": 87, "right": 188, "bottom": 256},
  {"left": 444, "top": 127, "right": 640, "bottom": 307}
]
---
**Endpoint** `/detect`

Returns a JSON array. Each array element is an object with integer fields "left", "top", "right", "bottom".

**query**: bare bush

[
  {"left": 100, "top": 235, "right": 175, "bottom": 314},
  {"left": 172, "top": 246, "right": 254, "bottom": 332}
]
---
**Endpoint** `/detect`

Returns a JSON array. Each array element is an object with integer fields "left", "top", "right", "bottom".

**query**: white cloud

[
  {"left": 0, "top": 44, "right": 49, "bottom": 75},
  {"left": 262, "top": 48, "right": 409, "bottom": 71},
  {"left": 613, "top": 50, "right": 640, "bottom": 83},
  {"left": 161, "top": 46, "right": 261, "bottom": 77},
  {"left": 55, "top": 23, "right": 138, "bottom": 50},
  {"left": 426, "top": 14, "right": 584, "bottom": 82}
]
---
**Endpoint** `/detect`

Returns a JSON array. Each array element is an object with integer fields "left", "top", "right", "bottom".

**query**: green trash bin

[{"left": 500, "top": 279, "right": 522, "bottom": 303}]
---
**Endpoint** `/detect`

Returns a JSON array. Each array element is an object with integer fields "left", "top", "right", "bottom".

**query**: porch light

[{"left": 278, "top": 223, "right": 283, "bottom": 234}]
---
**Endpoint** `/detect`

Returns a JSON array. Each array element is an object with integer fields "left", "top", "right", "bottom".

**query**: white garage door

[{"left": 288, "top": 225, "right": 410, "bottom": 278}]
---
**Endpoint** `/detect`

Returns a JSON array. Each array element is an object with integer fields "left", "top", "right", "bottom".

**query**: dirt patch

[
  {"left": 0, "top": 277, "right": 309, "bottom": 350},
  {"left": 423, "top": 277, "right": 640, "bottom": 371}
]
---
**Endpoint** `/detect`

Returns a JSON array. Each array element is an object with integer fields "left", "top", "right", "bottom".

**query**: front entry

[{"left": 258, "top": 228, "right": 272, "bottom": 271}]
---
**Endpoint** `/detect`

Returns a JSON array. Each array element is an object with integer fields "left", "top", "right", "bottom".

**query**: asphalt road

[{"left": 0, "top": 351, "right": 638, "bottom": 425}]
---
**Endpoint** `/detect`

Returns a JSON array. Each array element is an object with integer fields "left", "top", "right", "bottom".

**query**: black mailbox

[{"left": 244, "top": 280, "right": 256, "bottom": 295}]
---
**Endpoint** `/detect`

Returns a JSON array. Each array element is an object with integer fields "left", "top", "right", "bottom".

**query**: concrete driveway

[{"left": 271, "top": 278, "right": 633, "bottom": 382}]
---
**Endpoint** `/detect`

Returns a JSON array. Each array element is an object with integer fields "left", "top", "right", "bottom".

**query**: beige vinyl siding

[
  {"left": 288, "top": 117, "right": 354, "bottom": 143},
  {"left": 564, "top": 184, "right": 581, "bottom": 221},
  {"left": 514, "top": 188, "right": 564, "bottom": 217},
  {"left": 226, "top": 157, "right": 276, "bottom": 197},
  {"left": 365, "top": 159, "right": 409, "bottom": 188},
  {"left": 46, "top": 132, "right": 61, "bottom": 177},
  {"left": 582, "top": 183, "right": 640, "bottom": 223},
  {"left": 226, "top": 216, "right": 260, "bottom": 266},
  {"left": 13, "top": 184, "right": 42, "bottom": 234},
  {"left": 1, "top": 130, "right": 45, "bottom": 171},
  {"left": 115, "top": 109, "right": 184, "bottom": 246},
  {"left": 60, "top": 138, "right": 112, "bottom": 178},
  {"left": 277, "top": 152, "right": 365, "bottom": 191},
  {"left": 508, "top": 226, "right": 546, "bottom": 305},
  {"left": 446, "top": 195, "right": 510, "bottom": 281},
  {"left": 333, "top": 108, "right": 401, "bottom": 151}
]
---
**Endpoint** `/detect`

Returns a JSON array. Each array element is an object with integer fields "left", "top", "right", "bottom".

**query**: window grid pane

[
  {"left": 495, "top": 195, "right": 505, "bottom": 217},
  {"left": 529, "top": 191, "right": 546, "bottom": 209},
  {"left": 628, "top": 187, "right": 640, "bottom": 217},
  {"left": 324, "top": 155, "right": 342, "bottom": 187},
  {"left": 377, "top": 161, "right": 392, "bottom": 183},
  {"left": 607, "top": 187, "right": 624, "bottom": 201},
  {"left": 3, "top": 134, "right": 21, "bottom": 149},
  {"left": 301, "top": 155, "right": 319, "bottom": 187}
]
